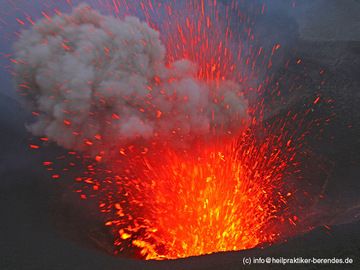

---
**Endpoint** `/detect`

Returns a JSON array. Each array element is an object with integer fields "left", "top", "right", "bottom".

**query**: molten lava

[{"left": 99, "top": 129, "right": 298, "bottom": 259}]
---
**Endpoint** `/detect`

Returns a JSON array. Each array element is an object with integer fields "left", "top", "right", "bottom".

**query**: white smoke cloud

[{"left": 14, "top": 4, "right": 248, "bottom": 155}]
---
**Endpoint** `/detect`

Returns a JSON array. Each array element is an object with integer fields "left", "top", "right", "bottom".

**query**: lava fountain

[
  {"left": 100, "top": 130, "right": 300, "bottom": 259},
  {"left": 12, "top": 0, "right": 313, "bottom": 260}
]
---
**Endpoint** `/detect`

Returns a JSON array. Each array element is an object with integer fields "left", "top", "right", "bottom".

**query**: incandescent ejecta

[{"left": 12, "top": 3, "right": 308, "bottom": 260}]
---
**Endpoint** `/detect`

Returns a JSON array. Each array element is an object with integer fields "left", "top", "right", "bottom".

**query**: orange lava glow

[{"left": 101, "top": 129, "right": 298, "bottom": 259}]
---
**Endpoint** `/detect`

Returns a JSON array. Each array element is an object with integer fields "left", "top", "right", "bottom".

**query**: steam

[{"left": 14, "top": 4, "right": 248, "bottom": 155}]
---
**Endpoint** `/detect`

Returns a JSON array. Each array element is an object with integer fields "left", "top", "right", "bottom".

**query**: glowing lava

[{"left": 99, "top": 128, "right": 298, "bottom": 260}]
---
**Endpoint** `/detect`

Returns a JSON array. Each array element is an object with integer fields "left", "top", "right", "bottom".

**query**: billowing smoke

[{"left": 14, "top": 4, "right": 248, "bottom": 155}]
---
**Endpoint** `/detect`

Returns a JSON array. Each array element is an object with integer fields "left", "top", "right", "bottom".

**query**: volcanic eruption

[{"left": 13, "top": 2, "right": 313, "bottom": 260}]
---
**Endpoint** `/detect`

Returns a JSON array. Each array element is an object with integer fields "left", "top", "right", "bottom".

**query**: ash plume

[{"left": 14, "top": 4, "right": 248, "bottom": 155}]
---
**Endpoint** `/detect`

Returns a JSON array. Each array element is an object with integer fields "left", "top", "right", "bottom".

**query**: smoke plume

[{"left": 14, "top": 4, "right": 248, "bottom": 155}]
